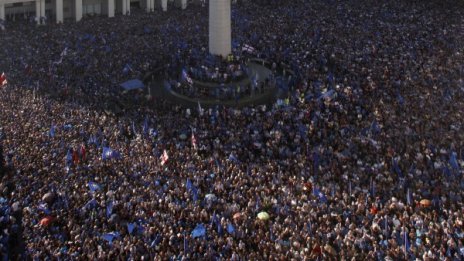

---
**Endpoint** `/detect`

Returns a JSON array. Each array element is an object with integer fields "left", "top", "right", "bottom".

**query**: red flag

[
  {"left": 72, "top": 149, "right": 79, "bottom": 165},
  {"left": 191, "top": 133, "right": 197, "bottom": 150},
  {"left": 0, "top": 73, "right": 7, "bottom": 87},
  {"left": 24, "top": 64, "right": 32, "bottom": 75},
  {"left": 160, "top": 150, "right": 169, "bottom": 166},
  {"left": 80, "top": 144, "right": 86, "bottom": 161}
]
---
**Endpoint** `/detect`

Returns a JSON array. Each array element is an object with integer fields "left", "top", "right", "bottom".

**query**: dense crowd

[{"left": 0, "top": 0, "right": 463, "bottom": 260}]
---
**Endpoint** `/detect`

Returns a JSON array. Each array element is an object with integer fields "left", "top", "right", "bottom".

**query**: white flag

[{"left": 160, "top": 150, "right": 169, "bottom": 166}]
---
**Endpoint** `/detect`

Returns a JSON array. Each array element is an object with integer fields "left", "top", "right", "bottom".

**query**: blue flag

[
  {"left": 132, "top": 121, "right": 137, "bottom": 135},
  {"left": 186, "top": 178, "right": 193, "bottom": 192},
  {"left": 318, "top": 90, "right": 335, "bottom": 101},
  {"left": 150, "top": 234, "right": 161, "bottom": 248},
  {"left": 102, "top": 147, "right": 113, "bottom": 160},
  {"left": 102, "top": 232, "right": 120, "bottom": 243},
  {"left": 142, "top": 117, "right": 149, "bottom": 136},
  {"left": 327, "top": 72, "right": 334, "bottom": 87},
  {"left": 183, "top": 233, "right": 189, "bottom": 253},
  {"left": 307, "top": 220, "right": 312, "bottom": 235},
  {"left": 217, "top": 223, "right": 224, "bottom": 236},
  {"left": 102, "top": 147, "right": 121, "bottom": 160},
  {"left": 255, "top": 195, "right": 261, "bottom": 211},
  {"left": 192, "top": 186, "right": 198, "bottom": 202},
  {"left": 404, "top": 230, "right": 410, "bottom": 253},
  {"left": 88, "top": 182, "right": 101, "bottom": 193},
  {"left": 88, "top": 135, "right": 98, "bottom": 145},
  {"left": 384, "top": 216, "right": 388, "bottom": 235},
  {"left": 449, "top": 151, "right": 460, "bottom": 171},
  {"left": 37, "top": 203, "right": 51, "bottom": 215},
  {"left": 406, "top": 188, "right": 412, "bottom": 206},
  {"left": 84, "top": 198, "right": 97, "bottom": 209},
  {"left": 66, "top": 149, "right": 72, "bottom": 166},
  {"left": 227, "top": 223, "right": 235, "bottom": 234},
  {"left": 228, "top": 154, "right": 240, "bottom": 163},
  {"left": 127, "top": 223, "right": 136, "bottom": 234},
  {"left": 313, "top": 188, "right": 328, "bottom": 203},
  {"left": 50, "top": 125, "right": 56, "bottom": 137},
  {"left": 370, "top": 178, "right": 375, "bottom": 198},
  {"left": 106, "top": 201, "right": 113, "bottom": 218},
  {"left": 191, "top": 224, "right": 206, "bottom": 238},
  {"left": 371, "top": 120, "right": 381, "bottom": 135},
  {"left": 392, "top": 158, "right": 403, "bottom": 177},
  {"left": 211, "top": 213, "right": 219, "bottom": 226}
]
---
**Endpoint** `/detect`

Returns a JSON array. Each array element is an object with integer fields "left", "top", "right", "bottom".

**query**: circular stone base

[{"left": 156, "top": 62, "right": 278, "bottom": 108}]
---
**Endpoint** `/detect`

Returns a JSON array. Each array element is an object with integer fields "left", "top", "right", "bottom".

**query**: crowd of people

[{"left": 0, "top": 0, "right": 463, "bottom": 260}]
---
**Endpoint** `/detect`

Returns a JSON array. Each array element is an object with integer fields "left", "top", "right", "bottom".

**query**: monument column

[
  {"left": 56, "top": 0, "right": 63, "bottom": 23},
  {"left": 209, "top": 0, "right": 231, "bottom": 57}
]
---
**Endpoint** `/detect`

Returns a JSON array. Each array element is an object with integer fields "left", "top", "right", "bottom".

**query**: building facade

[{"left": 0, "top": 0, "right": 187, "bottom": 24}]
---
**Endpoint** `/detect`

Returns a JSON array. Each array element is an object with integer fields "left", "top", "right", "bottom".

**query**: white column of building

[
  {"left": 108, "top": 0, "right": 114, "bottom": 17},
  {"left": 209, "top": 0, "right": 231, "bottom": 57},
  {"left": 35, "top": 0, "right": 41, "bottom": 24},
  {"left": 40, "top": 0, "right": 45, "bottom": 22},
  {"left": 161, "top": 0, "right": 167, "bottom": 12},
  {"left": 56, "top": 0, "right": 63, "bottom": 23},
  {"left": 122, "top": 0, "right": 130, "bottom": 15},
  {"left": 181, "top": 0, "right": 186, "bottom": 10},
  {"left": 75, "top": 0, "right": 82, "bottom": 21},
  {"left": 145, "top": 0, "right": 150, "bottom": 12},
  {"left": 0, "top": 3, "right": 5, "bottom": 21},
  {"left": 150, "top": 0, "right": 154, "bottom": 12},
  {"left": 121, "top": 0, "right": 126, "bottom": 15}
]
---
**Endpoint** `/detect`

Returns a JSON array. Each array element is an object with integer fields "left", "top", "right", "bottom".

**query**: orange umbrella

[
  {"left": 40, "top": 216, "right": 54, "bottom": 227},
  {"left": 420, "top": 199, "right": 432, "bottom": 207},
  {"left": 233, "top": 212, "right": 242, "bottom": 220}
]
